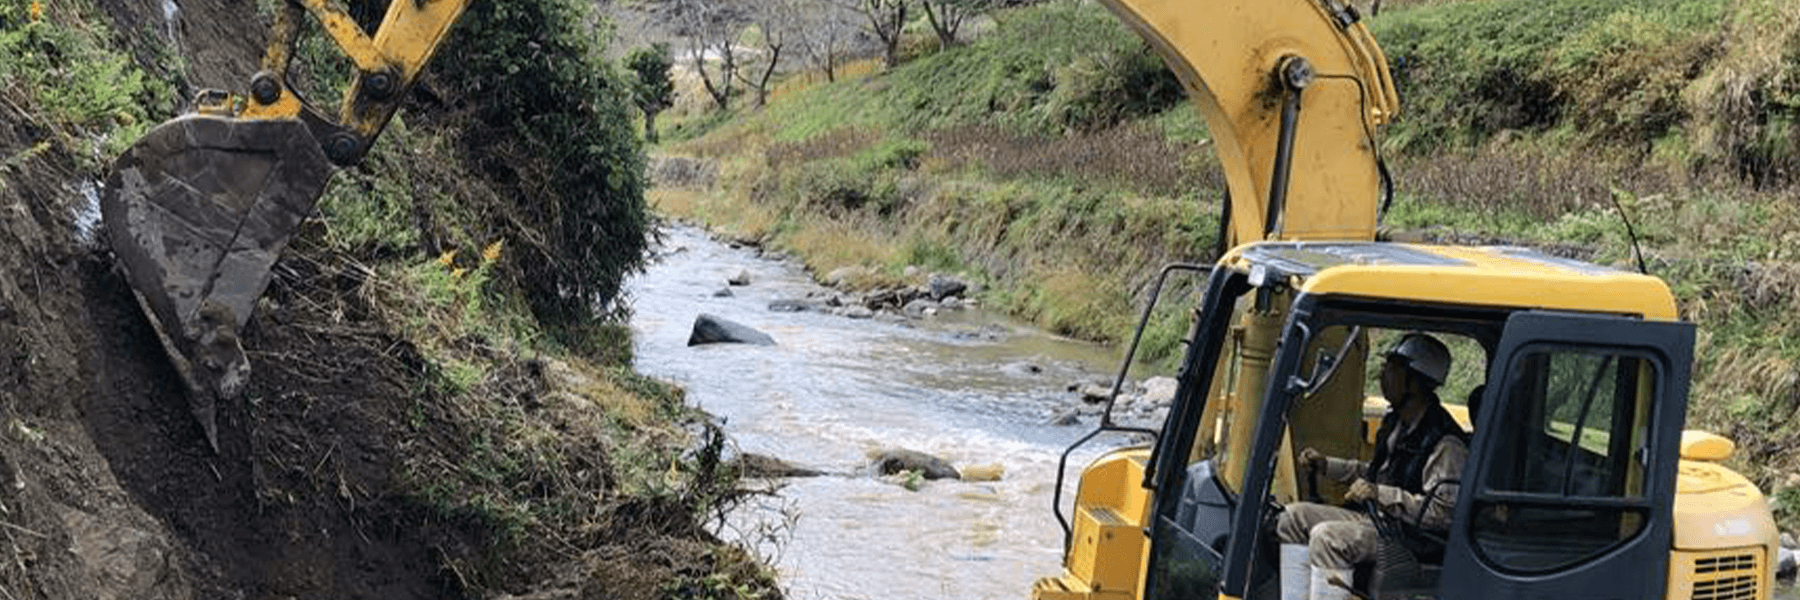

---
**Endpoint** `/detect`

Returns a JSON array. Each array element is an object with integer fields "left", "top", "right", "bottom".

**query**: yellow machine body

[
  {"left": 1096, "top": 0, "right": 1396, "bottom": 246},
  {"left": 1034, "top": 241, "right": 1780, "bottom": 600}
]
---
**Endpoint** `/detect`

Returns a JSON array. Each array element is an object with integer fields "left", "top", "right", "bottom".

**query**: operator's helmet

[{"left": 1385, "top": 333, "right": 1451, "bottom": 387}]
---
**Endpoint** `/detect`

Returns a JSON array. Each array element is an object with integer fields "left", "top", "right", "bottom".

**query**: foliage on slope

[{"left": 0, "top": 0, "right": 781, "bottom": 595}]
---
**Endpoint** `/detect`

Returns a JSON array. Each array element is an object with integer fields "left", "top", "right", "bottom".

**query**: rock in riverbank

[
  {"left": 688, "top": 314, "right": 775, "bottom": 346},
  {"left": 871, "top": 448, "right": 961, "bottom": 480}
]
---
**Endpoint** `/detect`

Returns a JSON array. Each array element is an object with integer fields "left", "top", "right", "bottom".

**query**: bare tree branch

[
  {"left": 793, "top": 0, "right": 859, "bottom": 82},
  {"left": 671, "top": 0, "right": 749, "bottom": 110},
  {"left": 833, "top": 0, "right": 908, "bottom": 68},
  {"left": 920, "top": 0, "right": 985, "bottom": 49}
]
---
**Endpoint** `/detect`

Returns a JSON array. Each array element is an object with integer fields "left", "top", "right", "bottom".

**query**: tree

[
  {"left": 920, "top": 0, "right": 986, "bottom": 49},
  {"left": 734, "top": 0, "right": 800, "bottom": 107},
  {"left": 625, "top": 43, "right": 675, "bottom": 142},
  {"left": 836, "top": 0, "right": 907, "bottom": 68},
  {"left": 793, "top": 0, "right": 859, "bottom": 82},
  {"left": 672, "top": 0, "right": 749, "bottom": 110}
]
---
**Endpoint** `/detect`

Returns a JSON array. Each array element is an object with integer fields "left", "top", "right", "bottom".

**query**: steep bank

[
  {"left": 659, "top": 0, "right": 1800, "bottom": 529},
  {"left": 0, "top": 0, "right": 776, "bottom": 597}
]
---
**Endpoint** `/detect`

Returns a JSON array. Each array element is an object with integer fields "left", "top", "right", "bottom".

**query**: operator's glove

[{"left": 1344, "top": 478, "right": 1378, "bottom": 503}]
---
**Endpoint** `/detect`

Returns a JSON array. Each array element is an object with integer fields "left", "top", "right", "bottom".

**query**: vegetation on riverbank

[
  {"left": 0, "top": 0, "right": 778, "bottom": 595},
  {"left": 656, "top": 0, "right": 1800, "bottom": 527}
]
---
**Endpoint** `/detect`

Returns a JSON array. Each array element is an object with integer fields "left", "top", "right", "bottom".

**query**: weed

[
  {"left": 896, "top": 237, "right": 961, "bottom": 273},
  {"left": 0, "top": 0, "right": 165, "bottom": 166},
  {"left": 900, "top": 468, "right": 923, "bottom": 492}
]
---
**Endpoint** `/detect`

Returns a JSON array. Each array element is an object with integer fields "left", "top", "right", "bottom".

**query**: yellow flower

[
  {"left": 28, "top": 0, "right": 43, "bottom": 22},
  {"left": 481, "top": 239, "right": 504, "bottom": 264},
  {"left": 451, "top": 267, "right": 468, "bottom": 279},
  {"left": 436, "top": 249, "right": 456, "bottom": 267}
]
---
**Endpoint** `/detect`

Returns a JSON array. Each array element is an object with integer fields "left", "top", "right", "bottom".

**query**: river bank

[{"left": 628, "top": 222, "right": 1189, "bottom": 599}]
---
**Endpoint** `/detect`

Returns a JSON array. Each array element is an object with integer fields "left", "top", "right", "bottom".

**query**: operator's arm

[
  {"left": 1321, "top": 456, "right": 1369, "bottom": 484},
  {"left": 1374, "top": 436, "right": 1468, "bottom": 530}
]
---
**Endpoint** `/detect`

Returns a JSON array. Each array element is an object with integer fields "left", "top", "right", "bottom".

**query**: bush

[
  {"left": 434, "top": 0, "right": 649, "bottom": 349},
  {"left": 0, "top": 0, "right": 166, "bottom": 164},
  {"left": 864, "top": 1, "right": 1184, "bottom": 136}
]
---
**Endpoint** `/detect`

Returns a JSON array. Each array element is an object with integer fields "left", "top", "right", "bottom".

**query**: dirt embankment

[
  {"left": 0, "top": 7, "right": 468, "bottom": 593},
  {"left": 0, "top": 0, "right": 780, "bottom": 597}
]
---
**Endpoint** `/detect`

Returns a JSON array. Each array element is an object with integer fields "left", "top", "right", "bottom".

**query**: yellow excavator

[
  {"left": 99, "top": 0, "right": 1780, "bottom": 597},
  {"left": 1032, "top": 2, "right": 1778, "bottom": 600},
  {"left": 100, "top": 0, "right": 467, "bottom": 450}
]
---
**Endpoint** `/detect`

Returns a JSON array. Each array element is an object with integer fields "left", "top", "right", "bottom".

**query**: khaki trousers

[{"left": 1275, "top": 502, "right": 1378, "bottom": 569}]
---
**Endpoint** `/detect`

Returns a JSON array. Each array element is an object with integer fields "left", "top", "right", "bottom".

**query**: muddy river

[{"left": 628, "top": 224, "right": 1141, "bottom": 599}]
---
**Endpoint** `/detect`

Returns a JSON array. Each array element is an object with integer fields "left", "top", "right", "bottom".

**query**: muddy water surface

[{"left": 628, "top": 225, "right": 1142, "bottom": 600}]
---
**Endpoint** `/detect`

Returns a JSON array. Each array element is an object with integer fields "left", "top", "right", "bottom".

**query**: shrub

[
  {"left": 0, "top": 0, "right": 165, "bottom": 164},
  {"left": 434, "top": 0, "right": 650, "bottom": 350}
]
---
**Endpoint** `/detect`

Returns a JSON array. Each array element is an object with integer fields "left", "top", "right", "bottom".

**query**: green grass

[
  {"left": 684, "top": 1, "right": 1182, "bottom": 147},
  {"left": 0, "top": 0, "right": 171, "bottom": 168},
  {"left": 1371, "top": 0, "right": 1728, "bottom": 151}
]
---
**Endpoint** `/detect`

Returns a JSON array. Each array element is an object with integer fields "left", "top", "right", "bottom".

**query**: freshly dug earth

[
  {"left": 0, "top": 0, "right": 780, "bottom": 598},
  {"left": 0, "top": 93, "right": 469, "bottom": 596}
]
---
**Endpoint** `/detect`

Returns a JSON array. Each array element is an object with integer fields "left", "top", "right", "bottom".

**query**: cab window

[{"left": 1470, "top": 345, "right": 1655, "bottom": 573}]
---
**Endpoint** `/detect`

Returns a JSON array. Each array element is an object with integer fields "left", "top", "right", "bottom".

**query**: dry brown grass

[
  {"left": 649, "top": 185, "right": 782, "bottom": 242},
  {"left": 1394, "top": 141, "right": 1682, "bottom": 218},
  {"left": 764, "top": 128, "right": 883, "bottom": 170},
  {"left": 769, "top": 58, "right": 884, "bottom": 103},
  {"left": 775, "top": 211, "right": 906, "bottom": 284},
  {"left": 922, "top": 123, "right": 1220, "bottom": 198}
]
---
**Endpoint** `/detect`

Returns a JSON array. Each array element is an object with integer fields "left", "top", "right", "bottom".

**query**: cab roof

[{"left": 1225, "top": 242, "right": 1679, "bottom": 320}]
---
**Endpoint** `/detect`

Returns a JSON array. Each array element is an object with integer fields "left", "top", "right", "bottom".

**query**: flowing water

[{"left": 628, "top": 224, "right": 1144, "bottom": 600}]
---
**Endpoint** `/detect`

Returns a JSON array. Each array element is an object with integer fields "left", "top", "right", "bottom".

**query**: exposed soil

[
  {"left": 79, "top": 252, "right": 473, "bottom": 599},
  {"left": 0, "top": 106, "right": 465, "bottom": 599}
]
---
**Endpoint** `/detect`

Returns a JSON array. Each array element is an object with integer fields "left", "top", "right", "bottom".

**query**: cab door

[{"left": 1441, "top": 311, "right": 1694, "bottom": 600}]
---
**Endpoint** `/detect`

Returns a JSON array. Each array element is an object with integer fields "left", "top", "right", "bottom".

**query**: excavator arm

[
  {"left": 1097, "top": 0, "right": 1398, "bottom": 248},
  {"left": 1033, "top": 2, "right": 1398, "bottom": 599},
  {"left": 101, "top": 0, "right": 468, "bottom": 451}
]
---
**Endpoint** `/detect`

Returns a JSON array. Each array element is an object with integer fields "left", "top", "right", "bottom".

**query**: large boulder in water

[
  {"left": 871, "top": 448, "right": 960, "bottom": 480},
  {"left": 688, "top": 314, "right": 775, "bottom": 346}
]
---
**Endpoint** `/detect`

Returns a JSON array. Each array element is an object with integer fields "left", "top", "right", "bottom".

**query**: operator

[{"left": 1276, "top": 333, "right": 1469, "bottom": 600}]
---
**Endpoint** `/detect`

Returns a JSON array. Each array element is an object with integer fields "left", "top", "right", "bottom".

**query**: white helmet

[{"left": 1385, "top": 333, "right": 1451, "bottom": 387}]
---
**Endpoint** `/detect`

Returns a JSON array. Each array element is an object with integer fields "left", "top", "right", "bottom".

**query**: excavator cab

[{"left": 1132, "top": 244, "right": 1705, "bottom": 600}]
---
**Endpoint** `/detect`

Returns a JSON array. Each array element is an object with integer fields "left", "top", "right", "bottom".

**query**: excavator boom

[
  {"left": 101, "top": 0, "right": 468, "bottom": 450},
  {"left": 1096, "top": 0, "right": 1398, "bottom": 247}
]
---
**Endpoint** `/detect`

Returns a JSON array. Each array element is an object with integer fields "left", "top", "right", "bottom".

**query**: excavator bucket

[{"left": 101, "top": 113, "right": 333, "bottom": 451}]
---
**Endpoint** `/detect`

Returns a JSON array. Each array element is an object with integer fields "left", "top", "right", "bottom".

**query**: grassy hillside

[{"left": 660, "top": 0, "right": 1800, "bottom": 528}]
